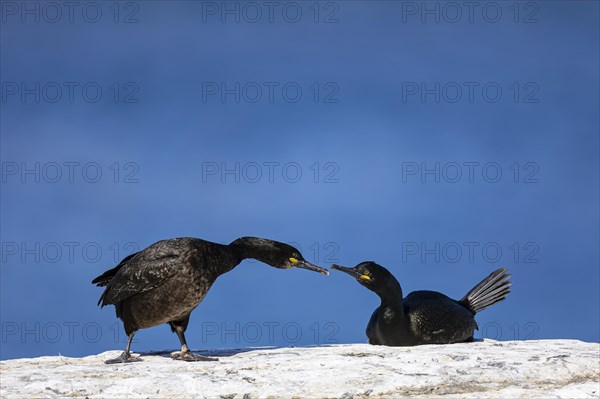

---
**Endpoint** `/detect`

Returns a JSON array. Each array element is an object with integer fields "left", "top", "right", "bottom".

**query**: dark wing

[
  {"left": 97, "top": 241, "right": 188, "bottom": 307},
  {"left": 405, "top": 291, "right": 477, "bottom": 344},
  {"left": 92, "top": 252, "right": 137, "bottom": 287}
]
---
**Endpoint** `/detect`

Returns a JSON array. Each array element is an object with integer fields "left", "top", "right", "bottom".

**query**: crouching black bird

[
  {"left": 92, "top": 237, "right": 329, "bottom": 363},
  {"left": 331, "top": 262, "right": 511, "bottom": 346}
]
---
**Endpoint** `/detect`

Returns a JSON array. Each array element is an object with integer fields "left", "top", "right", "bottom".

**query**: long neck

[
  {"left": 376, "top": 277, "right": 405, "bottom": 312},
  {"left": 229, "top": 237, "right": 278, "bottom": 264}
]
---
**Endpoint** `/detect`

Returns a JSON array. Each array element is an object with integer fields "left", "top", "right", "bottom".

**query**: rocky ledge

[{"left": 1, "top": 340, "right": 598, "bottom": 398}]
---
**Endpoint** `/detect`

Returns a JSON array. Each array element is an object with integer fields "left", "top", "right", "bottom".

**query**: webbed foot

[
  {"left": 170, "top": 350, "right": 218, "bottom": 362},
  {"left": 105, "top": 351, "right": 142, "bottom": 364}
]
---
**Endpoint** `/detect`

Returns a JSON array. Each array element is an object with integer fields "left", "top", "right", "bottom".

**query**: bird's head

[
  {"left": 231, "top": 237, "right": 329, "bottom": 275},
  {"left": 331, "top": 261, "right": 397, "bottom": 293},
  {"left": 272, "top": 241, "right": 329, "bottom": 275}
]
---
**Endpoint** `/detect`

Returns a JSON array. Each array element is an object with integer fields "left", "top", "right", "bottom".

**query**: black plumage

[
  {"left": 331, "top": 262, "right": 511, "bottom": 346},
  {"left": 92, "top": 237, "right": 328, "bottom": 363}
]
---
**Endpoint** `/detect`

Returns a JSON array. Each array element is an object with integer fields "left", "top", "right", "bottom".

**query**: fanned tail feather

[{"left": 459, "top": 268, "right": 511, "bottom": 314}]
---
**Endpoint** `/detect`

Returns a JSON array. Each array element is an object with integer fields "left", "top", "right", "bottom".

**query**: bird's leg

[
  {"left": 105, "top": 332, "right": 141, "bottom": 364},
  {"left": 170, "top": 326, "right": 218, "bottom": 362}
]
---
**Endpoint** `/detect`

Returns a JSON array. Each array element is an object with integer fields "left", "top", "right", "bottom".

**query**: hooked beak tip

[
  {"left": 330, "top": 264, "right": 359, "bottom": 278},
  {"left": 331, "top": 264, "right": 350, "bottom": 272},
  {"left": 296, "top": 260, "right": 329, "bottom": 276}
]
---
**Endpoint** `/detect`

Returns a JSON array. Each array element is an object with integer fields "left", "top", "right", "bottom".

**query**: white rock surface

[{"left": 1, "top": 340, "right": 598, "bottom": 398}]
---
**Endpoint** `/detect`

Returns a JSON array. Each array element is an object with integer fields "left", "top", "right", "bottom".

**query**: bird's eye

[{"left": 358, "top": 269, "right": 372, "bottom": 281}]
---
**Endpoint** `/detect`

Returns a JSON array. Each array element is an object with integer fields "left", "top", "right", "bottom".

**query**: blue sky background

[{"left": 1, "top": 1, "right": 598, "bottom": 360}]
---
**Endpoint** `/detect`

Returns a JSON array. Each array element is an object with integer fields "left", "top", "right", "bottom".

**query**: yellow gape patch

[
  {"left": 289, "top": 257, "right": 299, "bottom": 264},
  {"left": 360, "top": 275, "right": 371, "bottom": 281}
]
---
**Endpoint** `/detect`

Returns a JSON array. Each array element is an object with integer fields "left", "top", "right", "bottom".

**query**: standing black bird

[
  {"left": 92, "top": 237, "right": 329, "bottom": 363},
  {"left": 331, "top": 262, "right": 511, "bottom": 346}
]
